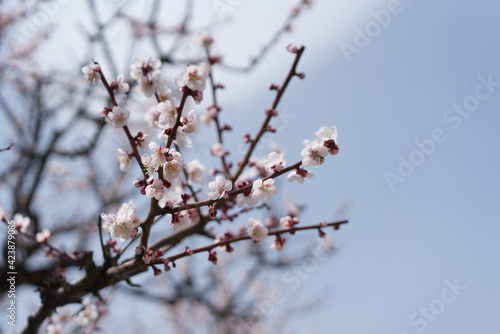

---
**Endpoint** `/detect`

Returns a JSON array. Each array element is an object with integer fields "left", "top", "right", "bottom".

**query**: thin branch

[
  {"left": 0, "top": 143, "right": 14, "bottom": 152},
  {"left": 205, "top": 46, "right": 229, "bottom": 176},
  {"left": 157, "top": 220, "right": 348, "bottom": 264},
  {"left": 165, "top": 88, "right": 190, "bottom": 151},
  {"left": 231, "top": 46, "right": 305, "bottom": 182}
]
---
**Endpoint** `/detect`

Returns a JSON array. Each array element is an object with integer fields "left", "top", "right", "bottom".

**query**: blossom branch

[
  {"left": 205, "top": 46, "right": 230, "bottom": 176},
  {"left": 95, "top": 62, "right": 147, "bottom": 178},
  {"left": 165, "top": 87, "right": 190, "bottom": 151},
  {"left": 160, "top": 160, "right": 302, "bottom": 214},
  {"left": 156, "top": 219, "right": 348, "bottom": 264},
  {"left": 231, "top": 46, "right": 305, "bottom": 182}
]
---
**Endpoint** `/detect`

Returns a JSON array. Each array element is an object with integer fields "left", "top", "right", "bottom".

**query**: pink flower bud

[
  {"left": 286, "top": 44, "right": 299, "bottom": 53},
  {"left": 208, "top": 249, "right": 217, "bottom": 265},
  {"left": 243, "top": 133, "right": 251, "bottom": 143},
  {"left": 268, "top": 83, "right": 279, "bottom": 90}
]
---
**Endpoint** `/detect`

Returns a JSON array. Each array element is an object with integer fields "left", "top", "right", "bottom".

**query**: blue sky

[
  {"left": 251, "top": 0, "right": 500, "bottom": 333},
  {"left": 2, "top": 0, "right": 499, "bottom": 333}
]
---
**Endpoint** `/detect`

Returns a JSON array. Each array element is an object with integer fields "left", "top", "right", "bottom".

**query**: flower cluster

[
  {"left": 117, "top": 148, "right": 131, "bottom": 172},
  {"left": 110, "top": 74, "right": 130, "bottom": 97},
  {"left": 264, "top": 151, "right": 286, "bottom": 173},
  {"left": 13, "top": 213, "right": 31, "bottom": 233},
  {"left": 156, "top": 107, "right": 199, "bottom": 148},
  {"left": 208, "top": 175, "right": 233, "bottom": 200},
  {"left": 130, "top": 57, "right": 165, "bottom": 97},
  {"left": 180, "top": 63, "right": 209, "bottom": 92},
  {"left": 81, "top": 44, "right": 343, "bottom": 276},
  {"left": 101, "top": 200, "right": 141, "bottom": 241},
  {"left": 99, "top": 106, "right": 130, "bottom": 128},
  {"left": 81, "top": 64, "right": 101, "bottom": 87},
  {"left": 301, "top": 125, "right": 339, "bottom": 167},
  {"left": 247, "top": 218, "right": 268, "bottom": 241},
  {"left": 75, "top": 298, "right": 98, "bottom": 327}
]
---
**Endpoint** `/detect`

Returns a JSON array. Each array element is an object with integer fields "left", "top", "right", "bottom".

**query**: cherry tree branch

[
  {"left": 95, "top": 63, "right": 147, "bottom": 179},
  {"left": 205, "top": 46, "right": 230, "bottom": 176},
  {"left": 159, "top": 160, "right": 302, "bottom": 215},
  {"left": 0, "top": 143, "right": 14, "bottom": 152},
  {"left": 156, "top": 219, "right": 348, "bottom": 264},
  {"left": 231, "top": 46, "right": 305, "bottom": 182},
  {"left": 165, "top": 88, "right": 191, "bottom": 151}
]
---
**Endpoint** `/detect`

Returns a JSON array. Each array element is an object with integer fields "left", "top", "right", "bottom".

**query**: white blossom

[
  {"left": 147, "top": 141, "right": 167, "bottom": 169},
  {"left": 210, "top": 143, "right": 226, "bottom": 157},
  {"left": 101, "top": 200, "right": 141, "bottom": 241},
  {"left": 81, "top": 65, "right": 100, "bottom": 87},
  {"left": 208, "top": 175, "right": 232, "bottom": 200},
  {"left": 75, "top": 298, "right": 98, "bottom": 327},
  {"left": 13, "top": 213, "right": 30, "bottom": 233},
  {"left": 251, "top": 179, "right": 278, "bottom": 203},
  {"left": 138, "top": 70, "right": 164, "bottom": 97},
  {"left": 156, "top": 101, "right": 177, "bottom": 127},
  {"left": 130, "top": 57, "right": 161, "bottom": 81},
  {"left": 247, "top": 218, "right": 268, "bottom": 241},
  {"left": 182, "top": 110, "right": 199, "bottom": 134},
  {"left": 145, "top": 105, "right": 160, "bottom": 128},
  {"left": 158, "top": 127, "right": 192, "bottom": 148},
  {"left": 35, "top": 228, "right": 51, "bottom": 243},
  {"left": 107, "top": 106, "right": 130, "bottom": 128},
  {"left": 236, "top": 193, "right": 258, "bottom": 208},
  {"left": 45, "top": 323, "right": 64, "bottom": 334},
  {"left": 199, "top": 109, "right": 214, "bottom": 127},
  {"left": 158, "top": 180, "right": 183, "bottom": 208},
  {"left": 145, "top": 179, "right": 165, "bottom": 200},
  {"left": 279, "top": 216, "right": 299, "bottom": 229},
  {"left": 287, "top": 169, "right": 314, "bottom": 184},
  {"left": 197, "top": 32, "right": 213, "bottom": 47},
  {"left": 315, "top": 125, "right": 338, "bottom": 142},
  {"left": 163, "top": 150, "right": 183, "bottom": 181},
  {"left": 180, "top": 63, "right": 209, "bottom": 91},
  {"left": 117, "top": 148, "right": 131, "bottom": 172},
  {"left": 115, "top": 74, "right": 130, "bottom": 96},
  {"left": 270, "top": 240, "right": 284, "bottom": 252},
  {"left": 187, "top": 159, "right": 205, "bottom": 185},
  {"left": 301, "top": 138, "right": 328, "bottom": 168},
  {"left": 141, "top": 154, "right": 155, "bottom": 177},
  {"left": 264, "top": 151, "right": 286, "bottom": 173}
]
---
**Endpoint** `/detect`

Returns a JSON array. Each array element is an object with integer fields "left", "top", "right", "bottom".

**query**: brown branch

[
  {"left": 156, "top": 219, "right": 348, "bottom": 264},
  {"left": 219, "top": 0, "right": 310, "bottom": 72},
  {"left": 0, "top": 143, "right": 14, "bottom": 152},
  {"left": 205, "top": 46, "right": 230, "bottom": 176},
  {"left": 95, "top": 62, "right": 147, "bottom": 178},
  {"left": 231, "top": 46, "right": 305, "bottom": 182},
  {"left": 165, "top": 88, "right": 190, "bottom": 151}
]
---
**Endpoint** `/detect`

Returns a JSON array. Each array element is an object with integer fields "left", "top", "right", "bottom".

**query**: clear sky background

[{"left": 3, "top": 0, "right": 500, "bottom": 333}]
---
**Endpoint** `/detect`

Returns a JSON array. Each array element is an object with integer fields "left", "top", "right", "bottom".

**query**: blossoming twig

[
  {"left": 231, "top": 46, "right": 305, "bottom": 182},
  {"left": 155, "top": 219, "right": 348, "bottom": 265},
  {"left": 95, "top": 62, "right": 147, "bottom": 178},
  {"left": 204, "top": 45, "right": 230, "bottom": 176}
]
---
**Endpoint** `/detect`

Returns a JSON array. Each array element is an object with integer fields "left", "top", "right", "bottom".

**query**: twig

[
  {"left": 231, "top": 46, "right": 305, "bottom": 182},
  {"left": 156, "top": 220, "right": 348, "bottom": 264},
  {"left": 0, "top": 143, "right": 14, "bottom": 152}
]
